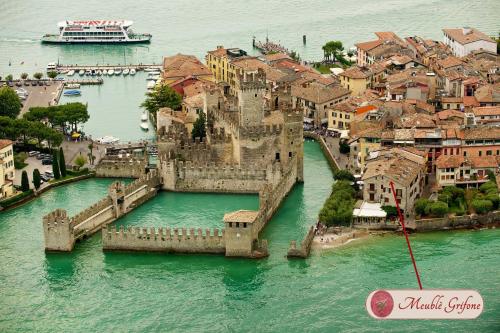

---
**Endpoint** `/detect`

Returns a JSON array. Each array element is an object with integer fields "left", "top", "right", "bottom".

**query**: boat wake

[{"left": 0, "top": 37, "right": 38, "bottom": 44}]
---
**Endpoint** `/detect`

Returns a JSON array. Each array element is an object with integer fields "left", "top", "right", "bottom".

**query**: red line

[{"left": 389, "top": 181, "right": 423, "bottom": 290}]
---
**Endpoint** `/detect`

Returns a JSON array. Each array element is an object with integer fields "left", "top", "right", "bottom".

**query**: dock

[
  {"left": 65, "top": 78, "right": 103, "bottom": 85},
  {"left": 56, "top": 64, "right": 162, "bottom": 72}
]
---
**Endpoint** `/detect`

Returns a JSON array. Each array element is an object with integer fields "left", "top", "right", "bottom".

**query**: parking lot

[
  {"left": 10, "top": 80, "right": 64, "bottom": 116},
  {"left": 13, "top": 154, "right": 55, "bottom": 190}
]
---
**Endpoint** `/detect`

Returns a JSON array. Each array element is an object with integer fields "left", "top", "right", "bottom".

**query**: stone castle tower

[{"left": 236, "top": 70, "right": 266, "bottom": 127}]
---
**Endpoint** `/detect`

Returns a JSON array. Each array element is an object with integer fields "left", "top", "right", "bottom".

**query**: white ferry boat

[{"left": 42, "top": 20, "right": 151, "bottom": 44}]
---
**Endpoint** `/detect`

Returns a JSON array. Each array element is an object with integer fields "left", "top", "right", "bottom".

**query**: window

[
  {"left": 487, "top": 150, "right": 492, "bottom": 156},
  {"left": 479, "top": 151, "right": 482, "bottom": 157}
]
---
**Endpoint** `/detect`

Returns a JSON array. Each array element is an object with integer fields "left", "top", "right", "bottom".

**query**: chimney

[{"left": 462, "top": 27, "right": 472, "bottom": 35}]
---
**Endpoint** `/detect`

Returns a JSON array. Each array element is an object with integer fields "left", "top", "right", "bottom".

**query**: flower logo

[{"left": 370, "top": 290, "right": 394, "bottom": 318}]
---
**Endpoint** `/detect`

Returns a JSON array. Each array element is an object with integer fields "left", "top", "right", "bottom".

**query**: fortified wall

[
  {"left": 95, "top": 155, "right": 148, "bottom": 178},
  {"left": 43, "top": 170, "right": 161, "bottom": 251}
]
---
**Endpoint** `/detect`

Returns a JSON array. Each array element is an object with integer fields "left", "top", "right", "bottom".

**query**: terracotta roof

[
  {"left": 463, "top": 96, "right": 480, "bottom": 107},
  {"left": 443, "top": 28, "right": 495, "bottom": 45},
  {"left": 475, "top": 84, "right": 500, "bottom": 103},
  {"left": 463, "top": 126, "right": 500, "bottom": 140},
  {"left": 436, "top": 155, "right": 498, "bottom": 169},
  {"left": 340, "top": 66, "right": 371, "bottom": 79},
  {"left": 416, "top": 100, "right": 436, "bottom": 113},
  {"left": 207, "top": 47, "right": 227, "bottom": 57},
  {"left": 472, "top": 106, "right": 500, "bottom": 117},
  {"left": 291, "top": 82, "right": 350, "bottom": 104},
  {"left": 355, "top": 39, "right": 383, "bottom": 52},
  {"left": 163, "top": 54, "right": 212, "bottom": 80},
  {"left": 437, "top": 56, "right": 463, "bottom": 69},
  {"left": 396, "top": 113, "right": 436, "bottom": 128},
  {"left": 263, "top": 53, "right": 291, "bottom": 62},
  {"left": 232, "top": 57, "right": 267, "bottom": 71},
  {"left": 436, "top": 109, "right": 465, "bottom": 120},
  {"left": 356, "top": 105, "right": 378, "bottom": 115},
  {"left": 0, "top": 139, "right": 13, "bottom": 150}
]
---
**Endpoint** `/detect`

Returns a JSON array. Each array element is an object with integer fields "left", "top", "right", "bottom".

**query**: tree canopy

[
  {"left": 21, "top": 170, "right": 30, "bottom": 192},
  {"left": 0, "top": 116, "right": 63, "bottom": 148},
  {"left": 33, "top": 169, "right": 41, "bottom": 190},
  {"left": 319, "top": 180, "right": 356, "bottom": 226},
  {"left": 0, "top": 86, "right": 22, "bottom": 118},
  {"left": 322, "top": 40, "right": 344, "bottom": 63},
  {"left": 33, "top": 72, "right": 43, "bottom": 80},
  {"left": 141, "top": 84, "right": 182, "bottom": 115},
  {"left": 24, "top": 102, "right": 89, "bottom": 133}
]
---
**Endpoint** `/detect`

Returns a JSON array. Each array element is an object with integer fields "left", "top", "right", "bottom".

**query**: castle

[{"left": 43, "top": 69, "right": 304, "bottom": 258}]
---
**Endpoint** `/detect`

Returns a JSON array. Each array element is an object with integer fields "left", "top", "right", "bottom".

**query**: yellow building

[
  {"left": 339, "top": 63, "right": 386, "bottom": 96},
  {"left": 206, "top": 46, "right": 248, "bottom": 94},
  {"left": 0, "top": 139, "right": 15, "bottom": 200},
  {"left": 348, "top": 128, "right": 382, "bottom": 173},
  {"left": 327, "top": 102, "right": 356, "bottom": 130}
]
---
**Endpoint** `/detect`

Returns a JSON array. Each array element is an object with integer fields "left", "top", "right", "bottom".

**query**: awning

[
  {"left": 71, "top": 132, "right": 81, "bottom": 138},
  {"left": 303, "top": 117, "right": 314, "bottom": 124}
]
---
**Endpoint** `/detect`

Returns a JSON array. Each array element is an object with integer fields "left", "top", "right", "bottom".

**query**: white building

[{"left": 442, "top": 27, "right": 496, "bottom": 58}]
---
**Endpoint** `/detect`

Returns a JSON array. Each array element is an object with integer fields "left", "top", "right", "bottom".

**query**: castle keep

[{"left": 44, "top": 69, "right": 304, "bottom": 258}]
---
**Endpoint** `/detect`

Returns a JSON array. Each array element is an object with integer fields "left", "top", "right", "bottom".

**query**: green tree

[
  {"left": 339, "top": 141, "right": 350, "bottom": 154},
  {"left": 333, "top": 169, "right": 355, "bottom": 182},
  {"left": 472, "top": 199, "right": 493, "bottom": 214},
  {"left": 382, "top": 205, "right": 398, "bottom": 218},
  {"left": 0, "top": 86, "right": 22, "bottom": 118},
  {"left": 429, "top": 201, "right": 448, "bottom": 217},
  {"left": 88, "top": 143, "right": 95, "bottom": 165},
  {"left": 5, "top": 74, "right": 13, "bottom": 82},
  {"left": 47, "top": 71, "right": 58, "bottom": 79},
  {"left": 322, "top": 40, "right": 344, "bottom": 63},
  {"left": 52, "top": 151, "right": 61, "bottom": 180},
  {"left": 33, "top": 72, "right": 43, "bottom": 80},
  {"left": 415, "top": 198, "right": 430, "bottom": 216},
  {"left": 20, "top": 73, "right": 28, "bottom": 80},
  {"left": 75, "top": 155, "right": 87, "bottom": 170},
  {"left": 33, "top": 169, "right": 41, "bottom": 190},
  {"left": 191, "top": 111, "right": 207, "bottom": 140},
  {"left": 21, "top": 170, "right": 30, "bottom": 192},
  {"left": 59, "top": 147, "right": 67, "bottom": 177},
  {"left": 141, "top": 84, "right": 182, "bottom": 115}
]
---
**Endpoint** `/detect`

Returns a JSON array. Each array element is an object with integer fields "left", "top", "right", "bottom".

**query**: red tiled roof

[{"left": 0, "top": 139, "right": 13, "bottom": 150}]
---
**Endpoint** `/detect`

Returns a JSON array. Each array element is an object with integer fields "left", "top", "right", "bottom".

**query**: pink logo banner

[{"left": 366, "top": 289, "right": 483, "bottom": 319}]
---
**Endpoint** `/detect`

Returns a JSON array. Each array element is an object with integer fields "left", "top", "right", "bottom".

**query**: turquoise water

[{"left": 1, "top": 141, "right": 499, "bottom": 332}]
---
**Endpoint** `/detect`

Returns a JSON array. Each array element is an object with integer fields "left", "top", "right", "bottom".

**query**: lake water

[
  {"left": 0, "top": 1, "right": 499, "bottom": 332},
  {"left": 0, "top": 141, "right": 499, "bottom": 332}
]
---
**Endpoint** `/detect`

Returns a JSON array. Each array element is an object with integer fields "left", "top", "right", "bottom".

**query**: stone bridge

[{"left": 43, "top": 170, "right": 161, "bottom": 251}]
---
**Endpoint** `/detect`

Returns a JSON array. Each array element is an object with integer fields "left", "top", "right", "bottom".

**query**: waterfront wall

[
  {"left": 42, "top": 170, "right": 161, "bottom": 251},
  {"left": 102, "top": 226, "right": 225, "bottom": 254},
  {"left": 414, "top": 211, "right": 500, "bottom": 231},
  {"left": 287, "top": 225, "right": 315, "bottom": 258}
]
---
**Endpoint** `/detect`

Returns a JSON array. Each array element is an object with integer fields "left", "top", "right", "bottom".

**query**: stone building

[{"left": 0, "top": 139, "right": 15, "bottom": 200}]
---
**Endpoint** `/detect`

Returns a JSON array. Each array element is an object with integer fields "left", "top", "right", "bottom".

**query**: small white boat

[
  {"left": 67, "top": 70, "right": 75, "bottom": 76},
  {"left": 147, "top": 71, "right": 161, "bottom": 77},
  {"left": 123, "top": 68, "right": 130, "bottom": 75},
  {"left": 146, "top": 81, "right": 156, "bottom": 89},
  {"left": 65, "top": 83, "right": 80, "bottom": 89},
  {"left": 60, "top": 70, "right": 69, "bottom": 74},
  {"left": 96, "top": 136, "right": 120, "bottom": 144},
  {"left": 78, "top": 69, "right": 85, "bottom": 76},
  {"left": 147, "top": 75, "right": 160, "bottom": 81},
  {"left": 102, "top": 69, "right": 108, "bottom": 75},
  {"left": 85, "top": 69, "right": 92, "bottom": 76},
  {"left": 141, "top": 111, "right": 148, "bottom": 121},
  {"left": 130, "top": 68, "right": 136, "bottom": 75},
  {"left": 108, "top": 69, "right": 115, "bottom": 75},
  {"left": 114, "top": 68, "right": 122, "bottom": 75},
  {"left": 96, "top": 70, "right": 102, "bottom": 76},
  {"left": 140, "top": 122, "right": 149, "bottom": 131}
]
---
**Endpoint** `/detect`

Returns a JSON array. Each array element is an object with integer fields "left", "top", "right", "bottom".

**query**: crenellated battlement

[
  {"left": 209, "top": 127, "right": 232, "bottom": 143},
  {"left": 43, "top": 209, "right": 75, "bottom": 251},
  {"left": 71, "top": 196, "right": 114, "bottom": 226},
  {"left": 239, "top": 124, "right": 283, "bottom": 138},
  {"left": 123, "top": 169, "right": 160, "bottom": 195},
  {"left": 102, "top": 225, "right": 226, "bottom": 254},
  {"left": 176, "top": 160, "right": 268, "bottom": 181},
  {"left": 236, "top": 68, "right": 266, "bottom": 91}
]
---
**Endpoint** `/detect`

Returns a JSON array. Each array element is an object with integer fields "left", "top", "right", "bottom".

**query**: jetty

[
  {"left": 56, "top": 64, "right": 162, "bottom": 72},
  {"left": 65, "top": 78, "right": 103, "bottom": 85},
  {"left": 253, "top": 37, "right": 290, "bottom": 55}
]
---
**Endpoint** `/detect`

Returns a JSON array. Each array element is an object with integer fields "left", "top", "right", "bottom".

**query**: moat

[{"left": 0, "top": 141, "right": 499, "bottom": 332}]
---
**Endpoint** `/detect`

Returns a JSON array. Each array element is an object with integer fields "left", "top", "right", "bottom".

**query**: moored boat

[
  {"left": 65, "top": 83, "right": 80, "bottom": 89},
  {"left": 141, "top": 111, "right": 148, "bottom": 121},
  {"left": 63, "top": 89, "right": 81, "bottom": 96},
  {"left": 78, "top": 69, "right": 85, "bottom": 76},
  {"left": 102, "top": 69, "right": 108, "bottom": 75},
  {"left": 140, "top": 122, "right": 149, "bottom": 131},
  {"left": 144, "top": 67, "right": 160, "bottom": 72},
  {"left": 123, "top": 68, "right": 130, "bottom": 75},
  {"left": 96, "top": 70, "right": 102, "bottom": 76},
  {"left": 114, "top": 67, "right": 122, "bottom": 75},
  {"left": 108, "top": 69, "right": 114, "bottom": 75},
  {"left": 96, "top": 135, "right": 120, "bottom": 144},
  {"left": 67, "top": 70, "right": 75, "bottom": 76},
  {"left": 130, "top": 68, "right": 136, "bottom": 75}
]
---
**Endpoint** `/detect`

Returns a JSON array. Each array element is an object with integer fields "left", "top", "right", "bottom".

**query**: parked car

[
  {"left": 37, "top": 81, "right": 44, "bottom": 86},
  {"left": 31, "top": 81, "right": 37, "bottom": 86},
  {"left": 42, "top": 159, "right": 52, "bottom": 165},
  {"left": 44, "top": 171, "right": 54, "bottom": 178},
  {"left": 23, "top": 81, "right": 30, "bottom": 86},
  {"left": 28, "top": 151, "right": 39, "bottom": 157},
  {"left": 7, "top": 81, "right": 14, "bottom": 87},
  {"left": 36, "top": 154, "right": 45, "bottom": 160},
  {"left": 40, "top": 174, "right": 50, "bottom": 182},
  {"left": 15, "top": 81, "right": 22, "bottom": 87}
]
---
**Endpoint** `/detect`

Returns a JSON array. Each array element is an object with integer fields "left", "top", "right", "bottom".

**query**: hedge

[{"left": 0, "top": 190, "right": 34, "bottom": 208}]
